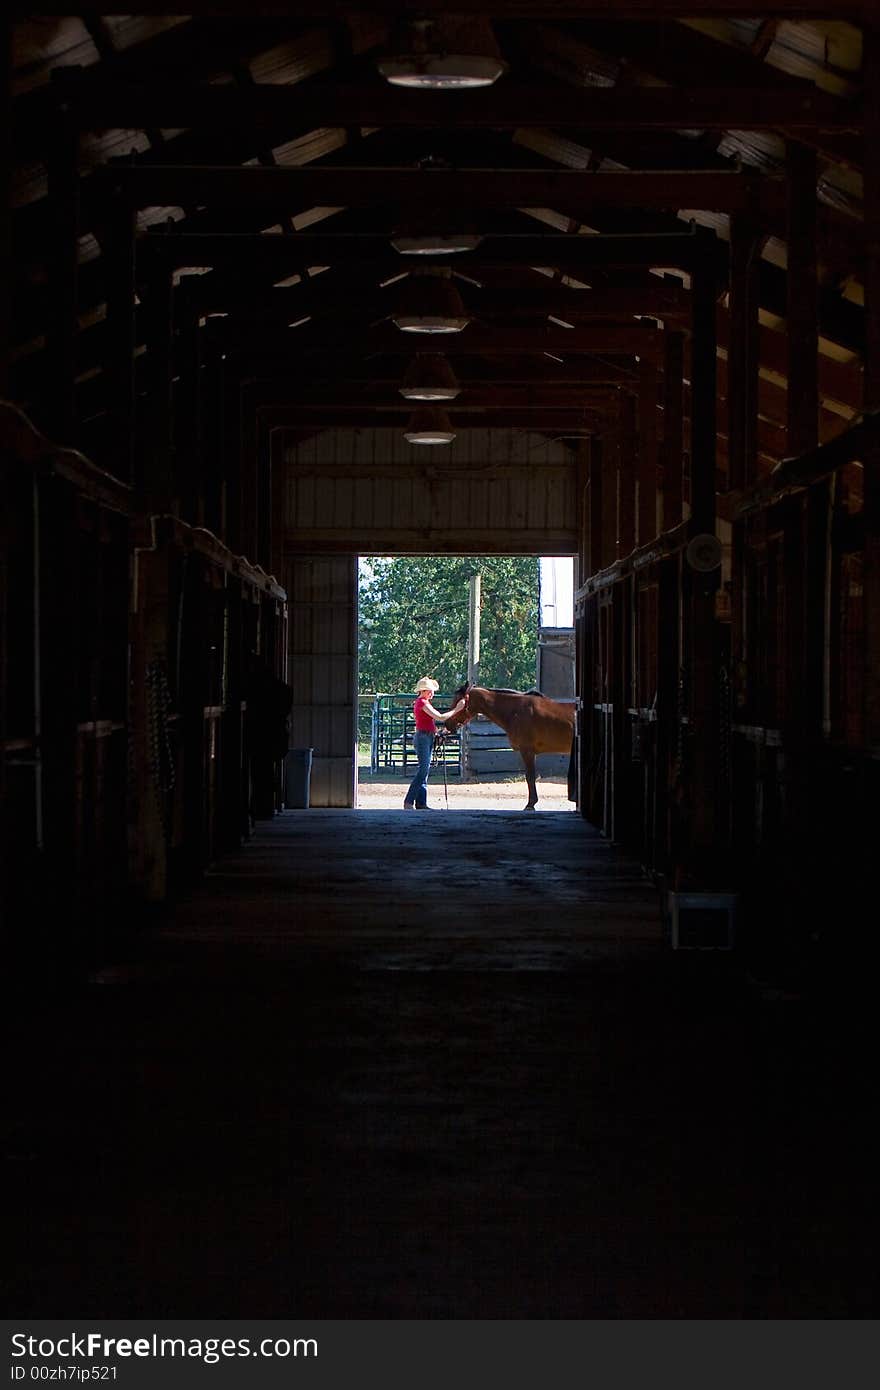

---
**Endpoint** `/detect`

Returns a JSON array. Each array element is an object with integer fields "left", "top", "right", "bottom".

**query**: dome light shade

[
  {"left": 400, "top": 355, "right": 461, "bottom": 401},
  {"left": 392, "top": 275, "right": 470, "bottom": 334},
  {"left": 392, "top": 232, "right": 482, "bottom": 256},
  {"left": 404, "top": 407, "right": 457, "bottom": 445},
  {"left": 378, "top": 18, "right": 507, "bottom": 90}
]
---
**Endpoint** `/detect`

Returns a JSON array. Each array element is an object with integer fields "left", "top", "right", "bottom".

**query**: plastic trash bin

[{"left": 285, "top": 748, "right": 313, "bottom": 808}]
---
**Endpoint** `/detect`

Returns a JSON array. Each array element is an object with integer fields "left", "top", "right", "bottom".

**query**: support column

[
  {"left": 256, "top": 411, "right": 273, "bottom": 570},
  {"left": 576, "top": 437, "right": 589, "bottom": 585},
  {"left": 589, "top": 435, "right": 604, "bottom": 575},
  {"left": 222, "top": 367, "right": 242, "bottom": 554},
  {"left": 0, "top": 21, "right": 11, "bottom": 397},
  {"left": 662, "top": 326, "right": 684, "bottom": 530},
  {"left": 46, "top": 82, "right": 80, "bottom": 446},
  {"left": 690, "top": 245, "right": 718, "bottom": 535},
  {"left": 176, "top": 285, "right": 204, "bottom": 527},
  {"left": 103, "top": 189, "right": 137, "bottom": 485},
  {"left": 786, "top": 143, "right": 819, "bottom": 458},
  {"left": 864, "top": 28, "right": 880, "bottom": 750},
  {"left": 686, "top": 243, "right": 720, "bottom": 877},
  {"left": 638, "top": 360, "right": 658, "bottom": 545},
  {"left": 269, "top": 428, "right": 285, "bottom": 583},
  {"left": 240, "top": 393, "right": 259, "bottom": 563},
  {"left": 202, "top": 345, "right": 225, "bottom": 537},
  {"left": 617, "top": 391, "right": 636, "bottom": 556},
  {"left": 601, "top": 426, "right": 617, "bottom": 564},
  {"left": 786, "top": 141, "right": 821, "bottom": 745},
  {"left": 727, "top": 215, "right": 761, "bottom": 492},
  {"left": 141, "top": 263, "right": 175, "bottom": 513}
]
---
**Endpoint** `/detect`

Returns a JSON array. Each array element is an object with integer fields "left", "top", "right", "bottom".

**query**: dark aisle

[{"left": 8, "top": 813, "right": 874, "bottom": 1317}]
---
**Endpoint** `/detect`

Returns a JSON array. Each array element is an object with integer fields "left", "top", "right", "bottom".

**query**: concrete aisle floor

[{"left": 8, "top": 811, "right": 875, "bottom": 1317}]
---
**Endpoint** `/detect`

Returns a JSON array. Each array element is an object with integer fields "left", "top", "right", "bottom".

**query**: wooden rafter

[{"left": 65, "top": 81, "right": 859, "bottom": 134}]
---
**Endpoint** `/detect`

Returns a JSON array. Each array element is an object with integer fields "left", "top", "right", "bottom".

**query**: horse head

[{"left": 445, "top": 681, "right": 473, "bottom": 733}]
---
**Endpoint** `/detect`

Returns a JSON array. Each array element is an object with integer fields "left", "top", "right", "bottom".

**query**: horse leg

[{"left": 520, "top": 749, "right": 538, "bottom": 811}]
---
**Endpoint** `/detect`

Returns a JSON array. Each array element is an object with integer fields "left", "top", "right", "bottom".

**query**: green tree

[{"left": 358, "top": 556, "right": 539, "bottom": 695}]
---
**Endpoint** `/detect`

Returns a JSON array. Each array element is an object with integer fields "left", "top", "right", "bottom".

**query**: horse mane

[
  {"left": 452, "top": 682, "right": 544, "bottom": 699},
  {"left": 489, "top": 686, "right": 544, "bottom": 697}
]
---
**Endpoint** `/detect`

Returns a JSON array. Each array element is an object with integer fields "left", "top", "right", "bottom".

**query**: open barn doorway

[{"left": 356, "top": 554, "right": 576, "bottom": 812}]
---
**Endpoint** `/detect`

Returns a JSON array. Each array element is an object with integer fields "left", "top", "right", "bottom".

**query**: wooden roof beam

[
  {"left": 98, "top": 164, "right": 789, "bottom": 217},
  {"left": 249, "top": 386, "right": 618, "bottom": 409},
  {"left": 25, "top": 4, "right": 872, "bottom": 21},
  {"left": 65, "top": 81, "right": 859, "bottom": 134},
  {"left": 142, "top": 230, "right": 701, "bottom": 271},
  {"left": 261, "top": 408, "right": 606, "bottom": 432},
  {"left": 220, "top": 321, "right": 664, "bottom": 359},
  {"left": 195, "top": 281, "right": 690, "bottom": 322}
]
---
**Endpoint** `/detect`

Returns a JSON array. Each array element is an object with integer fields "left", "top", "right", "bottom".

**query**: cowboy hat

[{"left": 414, "top": 676, "right": 439, "bottom": 693}]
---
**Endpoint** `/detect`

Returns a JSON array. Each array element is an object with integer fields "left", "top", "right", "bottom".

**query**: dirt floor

[
  {"left": 8, "top": 810, "right": 875, "bottom": 1318},
  {"left": 357, "top": 768, "right": 573, "bottom": 811}
]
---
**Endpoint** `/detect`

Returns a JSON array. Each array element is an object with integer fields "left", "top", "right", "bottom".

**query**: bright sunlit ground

[{"left": 357, "top": 767, "right": 574, "bottom": 811}]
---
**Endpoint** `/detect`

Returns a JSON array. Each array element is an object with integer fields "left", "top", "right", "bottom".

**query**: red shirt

[{"left": 413, "top": 694, "right": 436, "bottom": 733}]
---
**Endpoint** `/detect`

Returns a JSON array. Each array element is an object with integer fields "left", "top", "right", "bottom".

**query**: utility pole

[
  {"left": 463, "top": 573, "right": 481, "bottom": 781},
  {"left": 467, "top": 573, "right": 481, "bottom": 687}
]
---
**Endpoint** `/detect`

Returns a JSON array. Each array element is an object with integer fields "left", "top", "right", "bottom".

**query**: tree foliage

[{"left": 358, "top": 556, "right": 539, "bottom": 695}]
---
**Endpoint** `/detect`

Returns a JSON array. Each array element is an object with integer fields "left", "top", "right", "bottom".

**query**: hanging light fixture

[
  {"left": 391, "top": 161, "right": 483, "bottom": 255},
  {"left": 378, "top": 16, "right": 508, "bottom": 90},
  {"left": 400, "top": 354, "right": 461, "bottom": 401},
  {"left": 392, "top": 226, "right": 482, "bottom": 256},
  {"left": 404, "top": 407, "right": 457, "bottom": 445},
  {"left": 392, "top": 272, "right": 471, "bottom": 334}
]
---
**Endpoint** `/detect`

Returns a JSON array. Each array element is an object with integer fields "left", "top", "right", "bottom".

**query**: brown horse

[{"left": 447, "top": 683, "right": 576, "bottom": 811}]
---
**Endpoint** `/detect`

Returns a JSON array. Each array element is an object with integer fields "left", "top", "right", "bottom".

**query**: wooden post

[
  {"left": 638, "top": 360, "right": 658, "bottom": 546},
  {"left": 202, "top": 345, "right": 225, "bottom": 536},
  {"left": 601, "top": 426, "right": 618, "bottom": 563},
  {"left": 786, "top": 141, "right": 821, "bottom": 746},
  {"left": 256, "top": 412, "right": 273, "bottom": 571},
  {"left": 589, "top": 434, "right": 604, "bottom": 575},
  {"left": 222, "top": 367, "right": 242, "bottom": 553},
  {"left": 786, "top": 143, "right": 819, "bottom": 459},
  {"left": 176, "top": 285, "right": 204, "bottom": 526},
  {"left": 727, "top": 215, "right": 761, "bottom": 492},
  {"left": 46, "top": 87, "right": 80, "bottom": 446},
  {"left": 864, "top": 28, "right": 880, "bottom": 750},
  {"left": 141, "top": 263, "right": 175, "bottom": 513},
  {"left": 686, "top": 245, "right": 720, "bottom": 877},
  {"left": 240, "top": 392, "right": 259, "bottom": 563},
  {"left": 103, "top": 188, "right": 137, "bottom": 485},
  {"left": 0, "top": 21, "right": 10, "bottom": 397},
  {"left": 662, "top": 326, "right": 684, "bottom": 530},
  {"left": 576, "top": 437, "right": 590, "bottom": 584},
  {"left": 269, "top": 427, "right": 285, "bottom": 583},
  {"left": 690, "top": 245, "right": 718, "bottom": 535},
  {"left": 618, "top": 391, "right": 636, "bottom": 555}
]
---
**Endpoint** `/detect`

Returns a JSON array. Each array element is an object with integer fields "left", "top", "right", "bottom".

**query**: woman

[{"left": 403, "top": 677, "right": 466, "bottom": 811}]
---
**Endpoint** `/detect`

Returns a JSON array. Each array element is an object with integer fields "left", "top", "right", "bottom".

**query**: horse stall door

[{"left": 287, "top": 556, "right": 357, "bottom": 807}]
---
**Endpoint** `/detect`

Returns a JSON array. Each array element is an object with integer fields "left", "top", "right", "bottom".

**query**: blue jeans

[{"left": 404, "top": 730, "right": 435, "bottom": 807}]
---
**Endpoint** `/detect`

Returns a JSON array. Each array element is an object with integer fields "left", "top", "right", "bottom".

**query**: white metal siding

[
  {"left": 286, "top": 555, "right": 357, "bottom": 808},
  {"left": 283, "top": 429, "right": 579, "bottom": 554}
]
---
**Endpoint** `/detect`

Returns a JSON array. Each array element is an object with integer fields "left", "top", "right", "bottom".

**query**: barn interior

[{"left": 3, "top": 3, "right": 878, "bottom": 1318}]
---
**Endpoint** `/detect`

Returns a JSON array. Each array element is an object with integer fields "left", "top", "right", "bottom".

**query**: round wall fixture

[{"left": 685, "top": 533, "right": 723, "bottom": 572}]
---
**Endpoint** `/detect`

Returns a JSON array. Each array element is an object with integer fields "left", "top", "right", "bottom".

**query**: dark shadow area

[{"left": 7, "top": 813, "right": 875, "bottom": 1317}]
